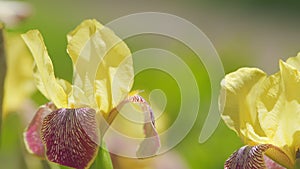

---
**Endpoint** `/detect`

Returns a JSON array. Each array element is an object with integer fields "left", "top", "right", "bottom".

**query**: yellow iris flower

[
  {"left": 23, "top": 19, "right": 160, "bottom": 169},
  {"left": 22, "top": 19, "right": 133, "bottom": 111},
  {"left": 220, "top": 53, "right": 300, "bottom": 169}
]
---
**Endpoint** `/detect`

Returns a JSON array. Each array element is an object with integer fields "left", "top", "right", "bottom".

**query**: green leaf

[
  {"left": 48, "top": 161, "right": 72, "bottom": 169},
  {"left": 90, "top": 141, "right": 114, "bottom": 169},
  {"left": 57, "top": 165, "right": 71, "bottom": 169}
]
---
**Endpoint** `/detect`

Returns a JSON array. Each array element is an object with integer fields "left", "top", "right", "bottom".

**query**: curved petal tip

[{"left": 128, "top": 95, "right": 161, "bottom": 158}]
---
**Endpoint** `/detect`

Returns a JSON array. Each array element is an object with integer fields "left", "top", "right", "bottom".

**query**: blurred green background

[{"left": 1, "top": 0, "right": 300, "bottom": 168}]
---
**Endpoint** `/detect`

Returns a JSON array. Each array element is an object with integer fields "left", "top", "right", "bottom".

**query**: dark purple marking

[
  {"left": 224, "top": 144, "right": 286, "bottom": 169},
  {"left": 41, "top": 107, "right": 99, "bottom": 169}
]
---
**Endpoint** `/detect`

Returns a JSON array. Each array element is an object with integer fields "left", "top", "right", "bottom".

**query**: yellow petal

[
  {"left": 220, "top": 68, "right": 267, "bottom": 143},
  {"left": 67, "top": 20, "right": 107, "bottom": 108},
  {"left": 94, "top": 26, "right": 133, "bottom": 114},
  {"left": 256, "top": 73, "right": 281, "bottom": 140},
  {"left": 286, "top": 52, "right": 300, "bottom": 70},
  {"left": 256, "top": 61, "right": 300, "bottom": 165},
  {"left": 240, "top": 123, "right": 269, "bottom": 146},
  {"left": 265, "top": 144, "right": 294, "bottom": 169},
  {"left": 67, "top": 19, "right": 104, "bottom": 64},
  {"left": 280, "top": 60, "right": 300, "bottom": 101},
  {"left": 68, "top": 85, "right": 90, "bottom": 108},
  {"left": 56, "top": 78, "right": 72, "bottom": 95},
  {"left": 22, "top": 30, "right": 67, "bottom": 108},
  {"left": 57, "top": 76, "right": 89, "bottom": 108},
  {"left": 67, "top": 19, "right": 133, "bottom": 112}
]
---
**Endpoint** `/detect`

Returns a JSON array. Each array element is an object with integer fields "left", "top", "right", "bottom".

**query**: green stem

[
  {"left": 99, "top": 102, "right": 125, "bottom": 137},
  {"left": 0, "top": 23, "right": 6, "bottom": 146}
]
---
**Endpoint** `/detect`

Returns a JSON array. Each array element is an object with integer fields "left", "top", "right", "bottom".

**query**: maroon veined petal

[
  {"left": 224, "top": 144, "right": 287, "bottom": 169},
  {"left": 24, "top": 102, "right": 56, "bottom": 158},
  {"left": 128, "top": 95, "right": 160, "bottom": 158},
  {"left": 41, "top": 107, "right": 100, "bottom": 169}
]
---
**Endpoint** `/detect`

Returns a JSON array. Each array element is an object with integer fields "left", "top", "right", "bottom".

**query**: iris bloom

[
  {"left": 23, "top": 19, "right": 160, "bottom": 169},
  {"left": 220, "top": 53, "right": 300, "bottom": 169}
]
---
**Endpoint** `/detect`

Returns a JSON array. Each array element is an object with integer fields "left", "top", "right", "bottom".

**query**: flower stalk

[{"left": 0, "top": 23, "right": 7, "bottom": 145}]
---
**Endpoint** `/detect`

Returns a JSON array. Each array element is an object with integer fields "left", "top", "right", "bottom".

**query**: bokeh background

[{"left": 1, "top": 0, "right": 300, "bottom": 168}]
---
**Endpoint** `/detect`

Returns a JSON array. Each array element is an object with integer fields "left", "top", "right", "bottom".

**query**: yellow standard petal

[
  {"left": 22, "top": 30, "right": 67, "bottom": 108},
  {"left": 286, "top": 52, "right": 300, "bottom": 70},
  {"left": 67, "top": 19, "right": 133, "bottom": 113},
  {"left": 94, "top": 23, "right": 133, "bottom": 115},
  {"left": 66, "top": 19, "right": 106, "bottom": 108},
  {"left": 220, "top": 67, "right": 267, "bottom": 143},
  {"left": 67, "top": 19, "right": 104, "bottom": 64},
  {"left": 257, "top": 60, "right": 300, "bottom": 165}
]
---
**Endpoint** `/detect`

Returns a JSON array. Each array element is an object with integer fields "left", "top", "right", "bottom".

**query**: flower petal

[
  {"left": 224, "top": 144, "right": 289, "bottom": 169},
  {"left": 256, "top": 73, "right": 281, "bottom": 140},
  {"left": 24, "top": 102, "right": 56, "bottom": 157},
  {"left": 87, "top": 21, "right": 133, "bottom": 113},
  {"left": 21, "top": 30, "right": 67, "bottom": 108},
  {"left": 67, "top": 19, "right": 103, "bottom": 64},
  {"left": 220, "top": 68, "right": 267, "bottom": 143},
  {"left": 128, "top": 95, "right": 160, "bottom": 158},
  {"left": 280, "top": 60, "right": 300, "bottom": 102},
  {"left": 264, "top": 155, "right": 286, "bottom": 169},
  {"left": 286, "top": 52, "right": 300, "bottom": 70},
  {"left": 225, "top": 145, "right": 267, "bottom": 169},
  {"left": 67, "top": 19, "right": 133, "bottom": 111},
  {"left": 56, "top": 78, "right": 72, "bottom": 95},
  {"left": 265, "top": 145, "right": 294, "bottom": 168},
  {"left": 257, "top": 61, "right": 300, "bottom": 165},
  {"left": 41, "top": 107, "right": 99, "bottom": 169},
  {"left": 67, "top": 20, "right": 103, "bottom": 107}
]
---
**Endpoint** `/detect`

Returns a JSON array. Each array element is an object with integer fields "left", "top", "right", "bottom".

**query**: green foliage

[{"left": 90, "top": 141, "right": 114, "bottom": 169}]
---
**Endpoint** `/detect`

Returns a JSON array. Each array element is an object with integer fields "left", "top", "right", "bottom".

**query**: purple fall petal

[
  {"left": 41, "top": 107, "right": 99, "bottom": 169},
  {"left": 129, "top": 95, "right": 160, "bottom": 158},
  {"left": 224, "top": 144, "right": 287, "bottom": 169},
  {"left": 24, "top": 102, "right": 56, "bottom": 158}
]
